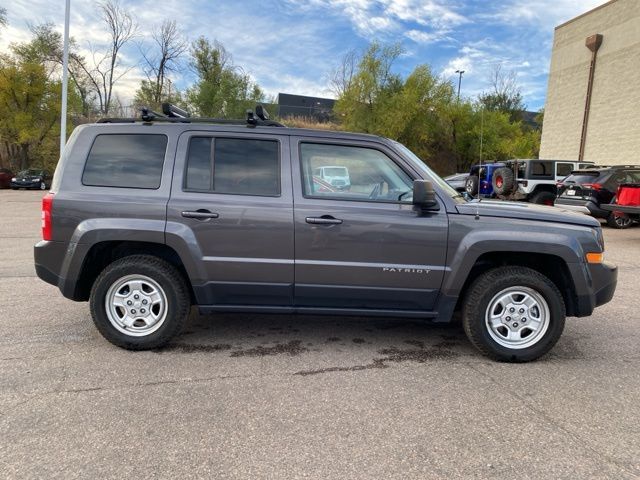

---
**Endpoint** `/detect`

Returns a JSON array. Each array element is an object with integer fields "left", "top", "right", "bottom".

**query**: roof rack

[{"left": 97, "top": 103, "right": 285, "bottom": 128}]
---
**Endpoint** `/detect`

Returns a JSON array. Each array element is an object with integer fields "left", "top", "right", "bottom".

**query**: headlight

[{"left": 11, "top": 177, "right": 16, "bottom": 182}]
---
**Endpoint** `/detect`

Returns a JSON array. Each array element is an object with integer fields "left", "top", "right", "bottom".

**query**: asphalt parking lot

[{"left": 1, "top": 190, "right": 639, "bottom": 479}]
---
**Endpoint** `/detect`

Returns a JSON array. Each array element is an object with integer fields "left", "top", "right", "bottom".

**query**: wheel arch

[
  {"left": 73, "top": 241, "right": 195, "bottom": 302},
  {"left": 453, "top": 251, "right": 579, "bottom": 317}
]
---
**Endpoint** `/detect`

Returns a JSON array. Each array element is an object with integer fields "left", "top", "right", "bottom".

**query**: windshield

[
  {"left": 19, "top": 169, "right": 43, "bottom": 176},
  {"left": 392, "top": 141, "right": 464, "bottom": 201}
]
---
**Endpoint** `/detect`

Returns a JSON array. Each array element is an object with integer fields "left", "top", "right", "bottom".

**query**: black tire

[
  {"left": 462, "top": 266, "right": 565, "bottom": 362},
  {"left": 492, "top": 167, "right": 515, "bottom": 196},
  {"left": 606, "top": 211, "right": 633, "bottom": 229},
  {"left": 465, "top": 175, "right": 479, "bottom": 196},
  {"left": 89, "top": 255, "right": 190, "bottom": 350},
  {"left": 530, "top": 190, "right": 556, "bottom": 206}
]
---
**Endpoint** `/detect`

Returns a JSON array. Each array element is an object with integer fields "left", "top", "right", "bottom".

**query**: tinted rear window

[
  {"left": 185, "top": 137, "right": 280, "bottom": 196},
  {"left": 83, "top": 134, "right": 168, "bottom": 189},
  {"left": 563, "top": 171, "right": 605, "bottom": 184}
]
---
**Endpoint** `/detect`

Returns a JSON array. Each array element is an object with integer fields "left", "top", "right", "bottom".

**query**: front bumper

[
  {"left": 574, "top": 262, "right": 618, "bottom": 317},
  {"left": 11, "top": 180, "right": 42, "bottom": 189}
]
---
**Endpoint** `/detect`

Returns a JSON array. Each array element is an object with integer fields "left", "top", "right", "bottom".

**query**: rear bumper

[
  {"left": 574, "top": 262, "right": 618, "bottom": 317},
  {"left": 556, "top": 198, "right": 609, "bottom": 218},
  {"left": 34, "top": 240, "right": 86, "bottom": 300}
]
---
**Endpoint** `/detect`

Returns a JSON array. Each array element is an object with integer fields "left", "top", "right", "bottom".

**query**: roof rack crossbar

[{"left": 96, "top": 103, "right": 285, "bottom": 128}]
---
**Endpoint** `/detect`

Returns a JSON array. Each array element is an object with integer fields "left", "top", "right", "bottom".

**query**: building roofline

[{"left": 555, "top": 0, "right": 618, "bottom": 30}]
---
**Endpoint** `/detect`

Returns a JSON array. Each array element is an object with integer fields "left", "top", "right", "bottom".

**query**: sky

[{"left": 0, "top": 0, "right": 608, "bottom": 111}]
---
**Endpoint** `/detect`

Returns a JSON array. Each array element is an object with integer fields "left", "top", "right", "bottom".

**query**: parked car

[
  {"left": 10, "top": 169, "right": 52, "bottom": 190},
  {"left": 313, "top": 166, "right": 351, "bottom": 190},
  {"left": 33, "top": 104, "right": 617, "bottom": 362},
  {"left": 556, "top": 165, "right": 640, "bottom": 228},
  {"left": 444, "top": 173, "right": 469, "bottom": 192},
  {"left": 491, "top": 159, "right": 594, "bottom": 205},
  {"left": 465, "top": 163, "right": 506, "bottom": 197},
  {"left": 0, "top": 168, "right": 13, "bottom": 189},
  {"left": 601, "top": 183, "right": 640, "bottom": 223}
]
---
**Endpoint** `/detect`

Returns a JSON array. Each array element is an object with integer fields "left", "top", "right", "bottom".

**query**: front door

[
  {"left": 291, "top": 138, "right": 449, "bottom": 312},
  {"left": 166, "top": 131, "right": 294, "bottom": 306}
]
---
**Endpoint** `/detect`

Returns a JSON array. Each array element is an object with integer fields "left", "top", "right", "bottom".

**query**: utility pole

[
  {"left": 60, "top": 0, "right": 71, "bottom": 156},
  {"left": 455, "top": 69, "right": 465, "bottom": 101}
]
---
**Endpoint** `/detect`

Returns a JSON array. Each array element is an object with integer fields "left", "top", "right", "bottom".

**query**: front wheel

[
  {"left": 90, "top": 255, "right": 190, "bottom": 350},
  {"left": 39, "top": 181, "right": 46, "bottom": 190},
  {"left": 462, "top": 266, "right": 565, "bottom": 362}
]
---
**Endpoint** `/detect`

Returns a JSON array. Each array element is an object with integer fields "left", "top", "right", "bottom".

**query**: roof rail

[{"left": 96, "top": 103, "right": 285, "bottom": 128}]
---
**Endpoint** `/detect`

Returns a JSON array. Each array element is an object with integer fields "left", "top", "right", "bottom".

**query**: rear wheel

[
  {"left": 90, "top": 255, "right": 190, "bottom": 350},
  {"left": 530, "top": 190, "right": 556, "bottom": 206},
  {"left": 606, "top": 211, "right": 633, "bottom": 229},
  {"left": 465, "top": 175, "right": 479, "bottom": 196},
  {"left": 462, "top": 266, "right": 565, "bottom": 362}
]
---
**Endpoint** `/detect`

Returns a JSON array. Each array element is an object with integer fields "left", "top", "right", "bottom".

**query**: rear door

[
  {"left": 291, "top": 137, "right": 448, "bottom": 312},
  {"left": 166, "top": 131, "right": 294, "bottom": 307}
]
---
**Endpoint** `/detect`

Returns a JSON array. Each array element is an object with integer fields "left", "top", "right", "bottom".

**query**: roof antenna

[{"left": 476, "top": 107, "right": 484, "bottom": 220}]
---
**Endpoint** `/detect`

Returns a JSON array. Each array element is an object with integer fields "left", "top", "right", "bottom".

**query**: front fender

[{"left": 442, "top": 216, "right": 591, "bottom": 299}]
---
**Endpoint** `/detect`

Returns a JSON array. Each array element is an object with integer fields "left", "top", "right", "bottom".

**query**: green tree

[
  {"left": 0, "top": 56, "right": 62, "bottom": 170},
  {"left": 186, "top": 37, "right": 264, "bottom": 118}
]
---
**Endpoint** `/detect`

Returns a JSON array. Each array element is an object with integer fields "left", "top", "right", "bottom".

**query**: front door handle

[
  {"left": 181, "top": 210, "right": 219, "bottom": 220},
  {"left": 305, "top": 215, "right": 343, "bottom": 225}
]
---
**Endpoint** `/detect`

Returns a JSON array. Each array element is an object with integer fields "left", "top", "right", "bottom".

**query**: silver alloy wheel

[
  {"left": 485, "top": 286, "right": 550, "bottom": 349},
  {"left": 614, "top": 214, "right": 632, "bottom": 228},
  {"left": 40, "top": 181, "right": 46, "bottom": 190},
  {"left": 105, "top": 274, "right": 168, "bottom": 337}
]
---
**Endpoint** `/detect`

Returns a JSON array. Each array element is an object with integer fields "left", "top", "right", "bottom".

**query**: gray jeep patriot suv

[{"left": 34, "top": 105, "right": 617, "bottom": 362}]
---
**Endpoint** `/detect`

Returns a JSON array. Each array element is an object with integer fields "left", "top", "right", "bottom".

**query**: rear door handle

[
  {"left": 181, "top": 210, "right": 219, "bottom": 220},
  {"left": 305, "top": 216, "right": 343, "bottom": 225}
]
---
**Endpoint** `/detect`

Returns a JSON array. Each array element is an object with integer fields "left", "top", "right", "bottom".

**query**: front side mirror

[{"left": 413, "top": 180, "right": 439, "bottom": 211}]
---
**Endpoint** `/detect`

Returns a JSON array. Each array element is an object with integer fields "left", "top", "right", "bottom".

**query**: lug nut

[
  {"left": 509, "top": 307, "right": 515, "bottom": 313},
  {"left": 505, "top": 316, "right": 512, "bottom": 322},
  {"left": 140, "top": 308, "right": 146, "bottom": 314},
  {"left": 142, "top": 299, "right": 148, "bottom": 305},
  {"left": 519, "top": 308, "right": 525, "bottom": 313},
  {"left": 134, "top": 294, "right": 139, "bottom": 300},
  {"left": 522, "top": 318, "right": 527, "bottom": 323},
  {"left": 512, "top": 322, "right": 519, "bottom": 328},
  {"left": 131, "top": 309, "right": 136, "bottom": 314},
  {"left": 127, "top": 300, "right": 132, "bottom": 306}
]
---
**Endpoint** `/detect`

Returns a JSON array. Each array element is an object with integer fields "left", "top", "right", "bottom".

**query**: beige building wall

[{"left": 540, "top": 0, "right": 640, "bottom": 165}]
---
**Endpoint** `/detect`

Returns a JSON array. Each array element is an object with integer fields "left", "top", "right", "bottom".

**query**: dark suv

[
  {"left": 556, "top": 166, "right": 640, "bottom": 229},
  {"left": 33, "top": 105, "right": 617, "bottom": 362}
]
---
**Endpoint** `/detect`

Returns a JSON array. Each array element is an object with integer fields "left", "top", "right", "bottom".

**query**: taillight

[
  {"left": 583, "top": 183, "right": 602, "bottom": 191},
  {"left": 42, "top": 193, "right": 54, "bottom": 241}
]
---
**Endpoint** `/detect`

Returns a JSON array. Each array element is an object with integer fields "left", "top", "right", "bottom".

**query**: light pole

[
  {"left": 60, "top": 0, "right": 71, "bottom": 156},
  {"left": 455, "top": 69, "right": 465, "bottom": 101}
]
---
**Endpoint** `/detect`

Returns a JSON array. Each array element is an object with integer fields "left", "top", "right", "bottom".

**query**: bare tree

[
  {"left": 479, "top": 64, "right": 525, "bottom": 120},
  {"left": 0, "top": 7, "right": 7, "bottom": 29},
  {"left": 84, "top": 0, "right": 138, "bottom": 115},
  {"left": 330, "top": 49, "right": 358, "bottom": 97},
  {"left": 139, "top": 19, "right": 188, "bottom": 105}
]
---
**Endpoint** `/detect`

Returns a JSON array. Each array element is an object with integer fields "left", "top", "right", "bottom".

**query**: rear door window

[
  {"left": 556, "top": 163, "right": 573, "bottom": 177},
  {"left": 83, "top": 134, "right": 168, "bottom": 189},
  {"left": 185, "top": 137, "right": 280, "bottom": 196}
]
